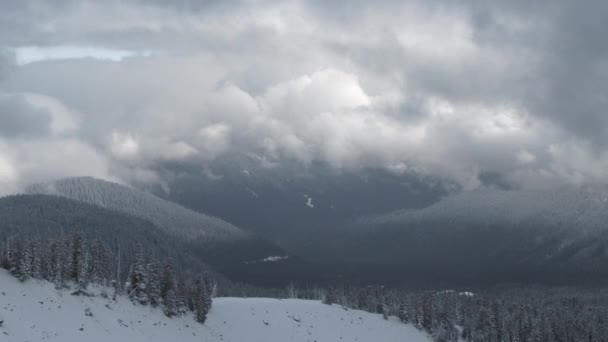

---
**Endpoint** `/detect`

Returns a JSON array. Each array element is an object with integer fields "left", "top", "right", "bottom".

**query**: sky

[{"left": 0, "top": 0, "right": 607, "bottom": 194}]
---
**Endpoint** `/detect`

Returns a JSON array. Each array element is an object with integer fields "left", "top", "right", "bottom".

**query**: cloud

[
  {"left": 0, "top": 90, "right": 111, "bottom": 195},
  {"left": 0, "top": 0, "right": 607, "bottom": 192},
  {"left": 0, "top": 137, "right": 112, "bottom": 196},
  {"left": 0, "top": 93, "right": 52, "bottom": 138}
]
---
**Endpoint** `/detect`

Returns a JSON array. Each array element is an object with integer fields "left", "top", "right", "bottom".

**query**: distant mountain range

[
  {"left": 334, "top": 185, "right": 608, "bottom": 286},
  {"left": 5, "top": 172, "right": 608, "bottom": 288},
  {"left": 145, "top": 154, "right": 448, "bottom": 250}
]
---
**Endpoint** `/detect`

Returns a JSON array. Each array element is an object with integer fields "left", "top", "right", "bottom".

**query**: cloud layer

[{"left": 1, "top": 0, "right": 607, "bottom": 193}]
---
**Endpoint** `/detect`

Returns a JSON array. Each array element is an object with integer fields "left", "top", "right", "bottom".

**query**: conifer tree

[
  {"left": 193, "top": 277, "right": 211, "bottom": 323},
  {"left": 398, "top": 297, "right": 410, "bottom": 323},
  {"left": 163, "top": 289, "right": 179, "bottom": 317},
  {"left": 128, "top": 245, "right": 149, "bottom": 305},
  {"left": 147, "top": 261, "right": 162, "bottom": 307},
  {"left": 9, "top": 239, "right": 27, "bottom": 281}
]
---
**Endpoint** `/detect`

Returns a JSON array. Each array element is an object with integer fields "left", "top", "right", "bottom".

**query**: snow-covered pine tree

[
  {"left": 0, "top": 244, "right": 7, "bottom": 270},
  {"left": 52, "top": 239, "right": 66, "bottom": 286},
  {"left": 128, "top": 245, "right": 149, "bottom": 305},
  {"left": 175, "top": 278, "right": 188, "bottom": 316},
  {"left": 163, "top": 289, "right": 179, "bottom": 317},
  {"left": 159, "top": 262, "right": 180, "bottom": 316},
  {"left": 28, "top": 239, "right": 43, "bottom": 279},
  {"left": 9, "top": 239, "right": 28, "bottom": 281},
  {"left": 204, "top": 278, "right": 214, "bottom": 311},
  {"left": 77, "top": 240, "right": 90, "bottom": 291},
  {"left": 70, "top": 233, "right": 83, "bottom": 282},
  {"left": 323, "top": 287, "right": 335, "bottom": 305},
  {"left": 357, "top": 287, "right": 369, "bottom": 311},
  {"left": 147, "top": 261, "right": 161, "bottom": 307},
  {"left": 193, "top": 277, "right": 211, "bottom": 324},
  {"left": 398, "top": 297, "right": 410, "bottom": 323},
  {"left": 90, "top": 239, "right": 110, "bottom": 284},
  {"left": 414, "top": 298, "right": 424, "bottom": 330},
  {"left": 161, "top": 263, "right": 176, "bottom": 300}
]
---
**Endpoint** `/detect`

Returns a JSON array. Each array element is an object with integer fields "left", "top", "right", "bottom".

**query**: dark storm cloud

[{"left": 0, "top": 0, "right": 607, "bottom": 192}]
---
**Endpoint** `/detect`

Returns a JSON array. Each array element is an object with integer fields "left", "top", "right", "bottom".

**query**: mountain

[
  {"left": 0, "top": 269, "right": 431, "bottom": 342},
  {"left": 362, "top": 184, "right": 608, "bottom": 229},
  {"left": 0, "top": 194, "right": 213, "bottom": 279},
  {"left": 335, "top": 185, "right": 608, "bottom": 286},
  {"left": 23, "top": 177, "right": 290, "bottom": 286},
  {"left": 144, "top": 154, "right": 448, "bottom": 254},
  {"left": 27, "top": 177, "right": 246, "bottom": 241}
]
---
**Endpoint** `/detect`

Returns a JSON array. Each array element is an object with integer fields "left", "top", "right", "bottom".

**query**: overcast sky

[{"left": 0, "top": 0, "right": 607, "bottom": 194}]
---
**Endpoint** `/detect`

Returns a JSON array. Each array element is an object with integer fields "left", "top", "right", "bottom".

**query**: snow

[
  {"left": 304, "top": 194, "right": 315, "bottom": 208},
  {"left": 0, "top": 270, "right": 430, "bottom": 342},
  {"left": 244, "top": 255, "right": 290, "bottom": 264},
  {"left": 261, "top": 255, "right": 289, "bottom": 262},
  {"left": 245, "top": 187, "right": 260, "bottom": 199}
]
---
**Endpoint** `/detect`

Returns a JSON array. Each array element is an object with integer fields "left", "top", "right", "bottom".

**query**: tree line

[
  {"left": 0, "top": 233, "right": 214, "bottom": 323},
  {"left": 288, "top": 284, "right": 608, "bottom": 342}
]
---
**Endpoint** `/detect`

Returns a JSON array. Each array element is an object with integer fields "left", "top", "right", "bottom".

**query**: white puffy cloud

[
  {"left": 110, "top": 131, "right": 139, "bottom": 160},
  {"left": 198, "top": 123, "right": 232, "bottom": 159}
]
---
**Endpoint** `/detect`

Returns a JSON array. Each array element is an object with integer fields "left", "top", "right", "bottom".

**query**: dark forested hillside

[
  {"left": 0, "top": 194, "right": 209, "bottom": 276},
  {"left": 319, "top": 186, "right": 608, "bottom": 286},
  {"left": 27, "top": 177, "right": 246, "bottom": 241},
  {"left": 25, "top": 177, "right": 288, "bottom": 279},
  {"left": 0, "top": 194, "right": 284, "bottom": 294},
  {"left": 0, "top": 194, "right": 218, "bottom": 323}
]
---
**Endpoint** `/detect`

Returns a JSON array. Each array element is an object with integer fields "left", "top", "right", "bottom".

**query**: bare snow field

[{"left": 0, "top": 270, "right": 430, "bottom": 342}]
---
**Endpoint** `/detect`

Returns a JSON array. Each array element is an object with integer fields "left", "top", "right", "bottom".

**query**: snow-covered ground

[{"left": 0, "top": 270, "right": 430, "bottom": 342}]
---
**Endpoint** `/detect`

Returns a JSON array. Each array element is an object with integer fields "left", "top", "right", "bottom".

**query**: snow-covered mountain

[
  {"left": 0, "top": 270, "right": 430, "bottom": 342},
  {"left": 27, "top": 177, "right": 246, "bottom": 241},
  {"left": 362, "top": 184, "right": 608, "bottom": 233},
  {"left": 307, "top": 185, "right": 608, "bottom": 286}
]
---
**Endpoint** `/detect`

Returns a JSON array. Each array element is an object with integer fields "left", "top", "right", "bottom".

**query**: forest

[{"left": 3, "top": 231, "right": 608, "bottom": 341}]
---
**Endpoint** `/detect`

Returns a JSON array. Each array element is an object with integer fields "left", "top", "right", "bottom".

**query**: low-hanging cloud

[{"left": 1, "top": 0, "right": 607, "bottom": 193}]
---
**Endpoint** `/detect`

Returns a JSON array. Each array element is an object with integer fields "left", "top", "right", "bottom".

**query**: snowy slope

[
  {"left": 361, "top": 184, "right": 608, "bottom": 233},
  {"left": 0, "top": 270, "right": 430, "bottom": 342},
  {"left": 27, "top": 177, "right": 246, "bottom": 241}
]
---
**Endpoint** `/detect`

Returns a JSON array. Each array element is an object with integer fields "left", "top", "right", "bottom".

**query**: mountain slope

[
  {"left": 27, "top": 177, "right": 246, "bottom": 241},
  {"left": 363, "top": 184, "right": 608, "bottom": 231},
  {"left": 23, "top": 178, "right": 288, "bottom": 286},
  {"left": 0, "top": 194, "right": 213, "bottom": 278},
  {"left": 324, "top": 185, "right": 608, "bottom": 286},
  {"left": 147, "top": 154, "right": 447, "bottom": 247},
  {"left": 0, "top": 270, "right": 431, "bottom": 342}
]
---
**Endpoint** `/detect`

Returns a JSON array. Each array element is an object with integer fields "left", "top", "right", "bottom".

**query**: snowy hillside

[
  {"left": 27, "top": 177, "right": 246, "bottom": 241},
  {"left": 0, "top": 270, "right": 430, "bottom": 342},
  {"left": 361, "top": 184, "right": 608, "bottom": 233}
]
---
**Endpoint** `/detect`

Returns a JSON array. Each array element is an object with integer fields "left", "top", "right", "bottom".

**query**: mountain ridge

[{"left": 26, "top": 176, "right": 247, "bottom": 241}]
